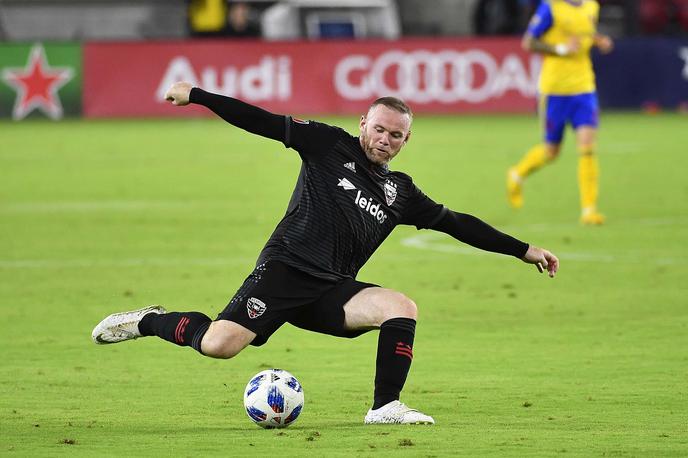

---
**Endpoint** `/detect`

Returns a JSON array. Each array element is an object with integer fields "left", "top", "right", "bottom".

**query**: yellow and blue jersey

[{"left": 527, "top": 0, "right": 600, "bottom": 95}]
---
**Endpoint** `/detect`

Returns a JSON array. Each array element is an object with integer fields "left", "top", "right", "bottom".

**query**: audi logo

[{"left": 334, "top": 50, "right": 540, "bottom": 104}]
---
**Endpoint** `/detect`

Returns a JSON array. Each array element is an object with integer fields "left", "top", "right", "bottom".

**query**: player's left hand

[{"left": 521, "top": 245, "right": 559, "bottom": 278}]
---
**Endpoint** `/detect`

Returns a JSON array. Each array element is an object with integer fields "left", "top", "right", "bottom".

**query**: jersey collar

[{"left": 371, "top": 162, "right": 389, "bottom": 175}]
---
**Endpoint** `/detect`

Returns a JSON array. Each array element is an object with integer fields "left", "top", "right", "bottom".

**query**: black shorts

[{"left": 217, "top": 260, "right": 378, "bottom": 346}]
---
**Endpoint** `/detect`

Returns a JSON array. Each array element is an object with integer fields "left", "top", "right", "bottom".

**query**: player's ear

[
  {"left": 359, "top": 115, "right": 366, "bottom": 131},
  {"left": 404, "top": 130, "right": 411, "bottom": 144}
]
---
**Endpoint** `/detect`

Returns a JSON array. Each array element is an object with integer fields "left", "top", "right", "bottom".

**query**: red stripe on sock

[
  {"left": 175, "top": 317, "right": 189, "bottom": 344},
  {"left": 180, "top": 317, "right": 190, "bottom": 343},
  {"left": 174, "top": 318, "right": 182, "bottom": 343},
  {"left": 395, "top": 342, "right": 413, "bottom": 354},
  {"left": 395, "top": 349, "right": 413, "bottom": 360}
]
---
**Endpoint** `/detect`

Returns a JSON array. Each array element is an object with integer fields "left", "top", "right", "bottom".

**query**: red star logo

[{"left": 2, "top": 44, "right": 73, "bottom": 120}]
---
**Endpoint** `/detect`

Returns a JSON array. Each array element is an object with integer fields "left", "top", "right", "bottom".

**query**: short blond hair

[{"left": 368, "top": 97, "right": 413, "bottom": 122}]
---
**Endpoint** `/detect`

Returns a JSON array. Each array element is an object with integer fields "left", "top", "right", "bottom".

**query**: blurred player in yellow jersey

[{"left": 507, "top": 0, "right": 613, "bottom": 225}]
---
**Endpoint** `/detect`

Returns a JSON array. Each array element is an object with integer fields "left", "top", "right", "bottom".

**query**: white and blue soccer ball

[{"left": 243, "top": 369, "right": 304, "bottom": 428}]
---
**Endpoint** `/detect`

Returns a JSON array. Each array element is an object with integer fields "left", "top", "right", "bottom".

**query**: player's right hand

[
  {"left": 165, "top": 82, "right": 193, "bottom": 106},
  {"left": 595, "top": 34, "right": 614, "bottom": 54}
]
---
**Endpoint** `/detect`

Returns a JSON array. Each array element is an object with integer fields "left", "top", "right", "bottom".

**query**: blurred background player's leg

[
  {"left": 507, "top": 143, "right": 558, "bottom": 208},
  {"left": 573, "top": 93, "right": 604, "bottom": 225},
  {"left": 507, "top": 94, "right": 564, "bottom": 209},
  {"left": 576, "top": 127, "right": 604, "bottom": 225}
]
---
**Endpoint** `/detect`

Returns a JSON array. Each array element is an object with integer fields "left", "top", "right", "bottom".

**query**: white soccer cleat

[
  {"left": 92, "top": 305, "right": 166, "bottom": 344},
  {"left": 364, "top": 400, "right": 435, "bottom": 425}
]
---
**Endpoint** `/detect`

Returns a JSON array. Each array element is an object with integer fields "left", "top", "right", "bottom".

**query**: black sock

[
  {"left": 138, "top": 311, "right": 211, "bottom": 354},
  {"left": 373, "top": 317, "right": 416, "bottom": 410}
]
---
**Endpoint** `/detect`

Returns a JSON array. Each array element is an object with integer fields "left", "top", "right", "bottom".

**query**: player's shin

[
  {"left": 578, "top": 145, "right": 600, "bottom": 213},
  {"left": 373, "top": 318, "right": 416, "bottom": 409},
  {"left": 139, "top": 311, "right": 211, "bottom": 354},
  {"left": 508, "top": 144, "right": 554, "bottom": 208}
]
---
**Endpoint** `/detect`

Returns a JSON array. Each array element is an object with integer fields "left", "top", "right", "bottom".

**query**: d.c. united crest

[
  {"left": 247, "top": 297, "right": 267, "bottom": 319},
  {"left": 384, "top": 179, "right": 397, "bottom": 206}
]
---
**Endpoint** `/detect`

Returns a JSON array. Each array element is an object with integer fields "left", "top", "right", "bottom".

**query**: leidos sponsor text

[{"left": 355, "top": 190, "right": 387, "bottom": 224}]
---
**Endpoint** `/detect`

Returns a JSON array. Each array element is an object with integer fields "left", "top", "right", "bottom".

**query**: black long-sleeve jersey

[{"left": 190, "top": 88, "right": 529, "bottom": 281}]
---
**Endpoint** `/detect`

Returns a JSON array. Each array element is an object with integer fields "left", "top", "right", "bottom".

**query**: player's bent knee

[
  {"left": 202, "top": 339, "right": 241, "bottom": 359},
  {"left": 384, "top": 291, "right": 418, "bottom": 321},
  {"left": 200, "top": 321, "right": 255, "bottom": 359},
  {"left": 344, "top": 287, "right": 418, "bottom": 329}
]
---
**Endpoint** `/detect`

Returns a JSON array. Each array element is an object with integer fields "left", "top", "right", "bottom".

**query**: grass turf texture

[{"left": 1, "top": 113, "right": 687, "bottom": 456}]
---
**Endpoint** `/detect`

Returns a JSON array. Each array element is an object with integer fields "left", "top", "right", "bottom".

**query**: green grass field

[{"left": 2, "top": 112, "right": 687, "bottom": 456}]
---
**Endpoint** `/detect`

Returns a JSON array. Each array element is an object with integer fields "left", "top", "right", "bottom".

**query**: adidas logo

[
  {"left": 343, "top": 162, "right": 356, "bottom": 172},
  {"left": 337, "top": 178, "right": 356, "bottom": 191}
]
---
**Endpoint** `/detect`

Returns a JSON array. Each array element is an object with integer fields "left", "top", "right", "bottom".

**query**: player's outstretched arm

[
  {"left": 521, "top": 245, "right": 559, "bottom": 278},
  {"left": 429, "top": 210, "right": 558, "bottom": 278},
  {"left": 164, "top": 82, "right": 286, "bottom": 142}
]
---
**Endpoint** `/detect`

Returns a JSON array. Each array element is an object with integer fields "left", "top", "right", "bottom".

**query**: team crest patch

[
  {"left": 247, "top": 297, "right": 267, "bottom": 319},
  {"left": 383, "top": 179, "right": 397, "bottom": 206}
]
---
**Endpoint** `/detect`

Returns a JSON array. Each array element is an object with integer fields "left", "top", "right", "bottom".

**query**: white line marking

[
  {"left": 495, "top": 217, "right": 688, "bottom": 233},
  {"left": 0, "top": 257, "right": 254, "bottom": 269},
  {"left": 401, "top": 218, "right": 688, "bottom": 266},
  {"left": 0, "top": 201, "right": 216, "bottom": 213}
]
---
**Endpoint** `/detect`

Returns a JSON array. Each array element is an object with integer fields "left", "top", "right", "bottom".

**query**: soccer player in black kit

[{"left": 93, "top": 81, "right": 559, "bottom": 425}]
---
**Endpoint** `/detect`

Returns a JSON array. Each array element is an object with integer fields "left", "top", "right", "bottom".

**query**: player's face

[{"left": 359, "top": 105, "right": 411, "bottom": 166}]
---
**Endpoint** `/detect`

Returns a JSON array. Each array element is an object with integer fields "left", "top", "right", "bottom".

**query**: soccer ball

[{"left": 243, "top": 369, "right": 304, "bottom": 428}]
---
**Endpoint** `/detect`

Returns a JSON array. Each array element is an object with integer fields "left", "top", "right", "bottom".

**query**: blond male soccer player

[
  {"left": 92, "top": 82, "right": 559, "bottom": 425},
  {"left": 507, "top": 0, "right": 613, "bottom": 224}
]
